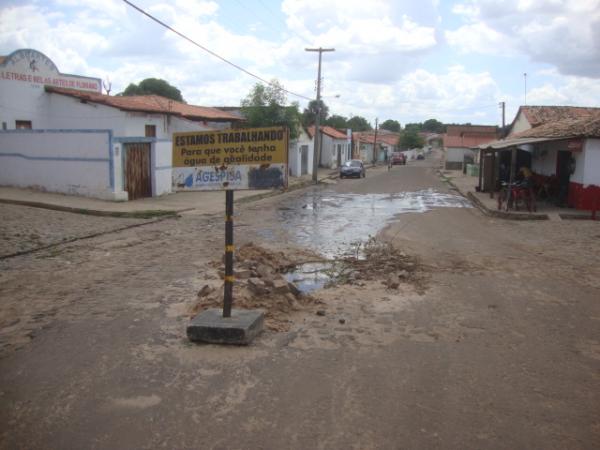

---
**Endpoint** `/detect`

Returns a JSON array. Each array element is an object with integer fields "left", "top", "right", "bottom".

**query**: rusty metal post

[{"left": 223, "top": 190, "right": 234, "bottom": 318}]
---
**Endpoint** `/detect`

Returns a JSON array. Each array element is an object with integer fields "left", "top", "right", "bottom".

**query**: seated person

[{"left": 517, "top": 166, "right": 533, "bottom": 187}]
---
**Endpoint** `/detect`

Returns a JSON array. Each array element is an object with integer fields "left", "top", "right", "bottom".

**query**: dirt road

[{"left": 1, "top": 157, "right": 599, "bottom": 449}]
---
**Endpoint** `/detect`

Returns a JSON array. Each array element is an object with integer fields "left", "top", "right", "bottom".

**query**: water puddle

[
  {"left": 283, "top": 262, "right": 338, "bottom": 293},
  {"left": 273, "top": 188, "right": 471, "bottom": 258}
]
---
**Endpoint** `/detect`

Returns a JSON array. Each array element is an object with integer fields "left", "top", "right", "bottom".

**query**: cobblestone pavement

[
  {"left": 0, "top": 161, "right": 599, "bottom": 449},
  {"left": 0, "top": 204, "right": 153, "bottom": 257}
]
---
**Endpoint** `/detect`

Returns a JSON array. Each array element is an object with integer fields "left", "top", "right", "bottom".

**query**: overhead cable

[{"left": 121, "top": 0, "right": 312, "bottom": 101}]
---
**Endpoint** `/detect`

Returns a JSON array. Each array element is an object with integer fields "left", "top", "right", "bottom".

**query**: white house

[
  {"left": 480, "top": 106, "right": 600, "bottom": 210},
  {"left": 353, "top": 130, "right": 400, "bottom": 163},
  {"left": 308, "top": 126, "right": 351, "bottom": 169},
  {"left": 288, "top": 127, "right": 314, "bottom": 177},
  {"left": 0, "top": 48, "right": 241, "bottom": 200}
]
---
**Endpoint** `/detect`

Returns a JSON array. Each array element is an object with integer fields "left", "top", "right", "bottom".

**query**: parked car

[
  {"left": 340, "top": 159, "right": 366, "bottom": 178},
  {"left": 391, "top": 152, "right": 406, "bottom": 165}
]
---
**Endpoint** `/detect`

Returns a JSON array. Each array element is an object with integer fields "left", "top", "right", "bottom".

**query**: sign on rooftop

[
  {"left": 172, "top": 127, "right": 288, "bottom": 191},
  {"left": 0, "top": 49, "right": 101, "bottom": 93}
]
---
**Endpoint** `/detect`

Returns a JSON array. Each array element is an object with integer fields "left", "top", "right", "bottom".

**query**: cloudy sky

[{"left": 1, "top": 0, "right": 599, "bottom": 127}]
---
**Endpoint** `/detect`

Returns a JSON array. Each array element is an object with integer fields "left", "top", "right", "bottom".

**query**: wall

[
  {"left": 288, "top": 132, "right": 313, "bottom": 177},
  {"left": 583, "top": 138, "right": 600, "bottom": 186},
  {"left": 153, "top": 141, "right": 172, "bottom": 196},
  {"left": 508, "top": 110, "right": 531, "bottom": 136},
  {"left": 531, "top": 144, "right": 558, "bottom": 176},
  {"left": 446, "top": 147, "right": 466, "bottom": 163},
  {"left": 0, "top": 129, "right": 122, "bottom": 199},
  {"left": 319, "top": 134, "right": 334, "bottom": 168}
]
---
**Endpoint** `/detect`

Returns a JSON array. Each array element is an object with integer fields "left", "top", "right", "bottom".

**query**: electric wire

[{"left": 121, "top": 0, "right": 312, "bottom": 101}]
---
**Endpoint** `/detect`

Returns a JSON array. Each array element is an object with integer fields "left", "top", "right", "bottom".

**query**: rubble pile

[
  {"left": 342, "top": 237, "right": 420, "bottom": 289},
  {"left": 190, "top": 242, "right": 319, "bottom": 331}
]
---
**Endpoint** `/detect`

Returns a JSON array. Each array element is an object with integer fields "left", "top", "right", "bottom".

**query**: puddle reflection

[{"left": 272, "top": 188, "right": 471, "bottom": 259}]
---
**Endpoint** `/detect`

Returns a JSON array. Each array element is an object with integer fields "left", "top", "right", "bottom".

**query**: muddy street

[{"left": 1, "top": 157, "right": 599, "bottom": 449}]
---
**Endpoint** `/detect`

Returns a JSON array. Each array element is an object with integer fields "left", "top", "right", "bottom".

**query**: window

[
  {"left": 15, "top": 120, "right": 32, "bottom": 129},
  {"left": 145, "top": 124, "right": 156, "bottom": 137}
]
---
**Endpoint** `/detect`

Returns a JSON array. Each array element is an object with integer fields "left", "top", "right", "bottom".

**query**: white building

[
  {"left": 309, "top": 126, "right": 351, "bottom": 169},
  {"left": 0, "top": 48, "right": 241, "bottom": 200},
  {"left": 288, "top": 127, "right": 314, "bottom": 177},
  {"left": 480, "top": 106, "right": 600, "bottom": 210}
]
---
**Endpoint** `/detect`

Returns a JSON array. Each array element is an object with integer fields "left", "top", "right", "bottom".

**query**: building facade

[{"left": 0, "top": 49, "right": 240, "bottom": 200}]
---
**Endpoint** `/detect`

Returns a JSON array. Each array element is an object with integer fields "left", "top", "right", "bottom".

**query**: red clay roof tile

[{"left": 45, "top": 86, "right": 242, "bottom": 121}]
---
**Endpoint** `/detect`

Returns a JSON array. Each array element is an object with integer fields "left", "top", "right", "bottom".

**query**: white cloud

[
  {"left": 282, "top": 0, "right": 438, "bottom": 53},
  {"left": 447, "top": 0, "right": 600, "bottom": 77},
  {"left": 527, "top": 76, "right": 600, "bottom": 106}
]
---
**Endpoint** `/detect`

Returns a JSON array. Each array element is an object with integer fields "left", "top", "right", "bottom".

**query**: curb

[
  {"left": 1, "top": 172, "right": 341, "bottom": 216},
  {"left": 0, "top": 198, "right": 185, "bottom": 219},
  {"left": 438, "top": 171, "right": 549, "bottom": 221},
  {"left": 466, "top": 192, "right": 549, "bottom": 220}
]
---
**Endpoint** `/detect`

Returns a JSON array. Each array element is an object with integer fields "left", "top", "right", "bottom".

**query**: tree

[
  {"left": 120, "top": 78, "right": 184, "bottom": 102},
  {"left": 302, "top": 99, "right": 329, "bottom": 126},
  {"left": 324, "top": 114, "right": 348, "bottom": 129},
  {"left": 422, "top": 118, "right": 445, "bottom": 133},
  {"left": 404, "top": 122, "right": 422, "bottom": 132},
  {"left": 399, "top": 128, "right": 425, "bottom": 149},
  {"left": 380, "top": 119, "right": 401, "bottom": 132},
  {"left": 240, "top": 80, "right": 302, "bottom": 139},
  {"left": 347, "top": 115, "right": 372, "bottom": 131}
]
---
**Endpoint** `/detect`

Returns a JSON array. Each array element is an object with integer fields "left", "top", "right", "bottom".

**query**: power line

[{"left": 121, "top": 0, "right": 312, "bottom": 101}]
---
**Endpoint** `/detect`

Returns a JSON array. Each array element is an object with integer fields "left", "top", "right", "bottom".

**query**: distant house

[
  {"left": 308, "top": 126, "right": 351, "bottom": 169},
  {"left": 0, "top": 48, "right": 242, "bottom": 200},
  {"left": 443, "top": 125, "right": 498, "bottom": 170},
  {"left": 353, "top": 130, "right": 400, "bottom": 163},
  {"left": 480, "top": 105, "right": 600, "bottom": 210}
]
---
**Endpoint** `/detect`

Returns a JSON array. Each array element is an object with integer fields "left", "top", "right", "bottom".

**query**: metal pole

[
  {"left": 524, "top": 73, "right": 527, "bottom": 105},
  {"left": 306, "top": 47, "right": 335, "bottom": 183},
  {"left": 506, "top": 147, "right": 517, "bottom": 211},
  {"left": 372, "top": 118, "right": 378, "bottom": 165},
  {"left": 223, "top": 190, "right": 234, "bottom": 318}
]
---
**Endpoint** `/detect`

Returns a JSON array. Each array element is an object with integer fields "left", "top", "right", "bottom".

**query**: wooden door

[{"left": 125, "top": 143, "right": 152, "bottom": 200}]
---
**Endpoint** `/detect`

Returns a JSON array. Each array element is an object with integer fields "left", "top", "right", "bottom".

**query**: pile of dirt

[
  {"left": 190, "top": 242, "right": 320, "bottom": 331},
  {"left": 338, "top": 237, "right": 424, "bottom": 292}
]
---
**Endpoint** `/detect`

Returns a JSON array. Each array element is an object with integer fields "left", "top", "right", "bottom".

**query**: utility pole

[
  {"left": 523, "top": 72, "right": 527, "bottom": 105},
  {"left": 499, "top": 101, "right": 506, "bottom": 137},
  {"left": 372, "top": 118, "right": 378, "bottom": 165},
  {"left": 306, "top": 47, "right": 335, "bottom": 183}
]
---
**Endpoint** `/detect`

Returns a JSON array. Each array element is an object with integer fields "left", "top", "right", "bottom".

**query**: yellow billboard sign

[{"left": 172, "top": 127, "right": 288, "bottom": 191}]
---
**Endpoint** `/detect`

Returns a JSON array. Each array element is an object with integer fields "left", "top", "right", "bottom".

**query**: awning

[{"left": 479, "top": 137, "right": 556, "bottom": 151}]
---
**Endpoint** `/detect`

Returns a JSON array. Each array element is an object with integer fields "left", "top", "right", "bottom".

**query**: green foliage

[
  {"left": 324, "top": 114, "right": 349, "bottom": 129},
  {"left": 347, "top": 115, "right": 372, "bottom": 131},
  {"left": 380, "top": 119, "right": 401, "bottom": 132},
  {"left": 302, "top": 99, "right": 329, "bottom": 126},
  {"left": 404, "top": 122, "right": 422, "bottom": 132},
  {"left": 120, "top": 78, "right": 184, "bottom": 102},
  {"left": 240, "top": 80, "right": 302, "bottom": 139},
  {"left": 399, "top": 128, "right": 425, "bottom": 149},
  {"left": 422, "top": 118, "right": 445, "bottom": 133}
]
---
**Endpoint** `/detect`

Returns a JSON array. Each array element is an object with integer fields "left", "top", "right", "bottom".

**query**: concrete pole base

[{"left": 187, "top": 308, "right": 265, "bottom": 345}]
